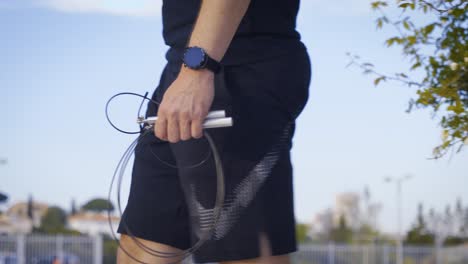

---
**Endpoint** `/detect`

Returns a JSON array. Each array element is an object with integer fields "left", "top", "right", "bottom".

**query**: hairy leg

[
  {"left": 220, "top": 255, "right": 291, "bottom": 264},
  {"left": 220, "top": 233, "right": 292, "bottom": 264},
  {"left": 117, "top": 234, "right": 184, "bottom": 264}
]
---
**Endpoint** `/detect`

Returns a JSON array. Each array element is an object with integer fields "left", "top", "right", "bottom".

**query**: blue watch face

[{"left": 183, "top": 47, "right": 206, "bottom": 69}]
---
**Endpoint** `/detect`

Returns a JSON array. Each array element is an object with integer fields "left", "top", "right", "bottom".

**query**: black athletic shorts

[{"left": 117, "top": 44, "right": 311, "bottom": 263}]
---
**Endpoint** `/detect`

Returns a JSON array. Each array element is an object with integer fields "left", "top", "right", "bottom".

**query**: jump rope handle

[{"left": 137, "top": 110, "right": 233, "bottom": 129}]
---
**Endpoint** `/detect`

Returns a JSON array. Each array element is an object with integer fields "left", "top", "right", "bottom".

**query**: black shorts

[{"left": 117, "top": 45, "right": 311, "bottom": 263}]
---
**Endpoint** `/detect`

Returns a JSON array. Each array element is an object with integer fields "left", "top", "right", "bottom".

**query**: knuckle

[
  {"left": 167, "top": 109, "right": 177, "bottom": 119},
  {"left": 192, "top": 110, "right": 204, "bottom": 121},
  {"left": 179, "top": 111, "right": 191, "bottom": 120},
  {"left": 157, "top": 106, "right": 168, "bottom": 117}
]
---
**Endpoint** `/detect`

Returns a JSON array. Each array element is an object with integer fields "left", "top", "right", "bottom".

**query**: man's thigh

[{"left": 117, "top": 234, "right": 184, "bottom": 264}]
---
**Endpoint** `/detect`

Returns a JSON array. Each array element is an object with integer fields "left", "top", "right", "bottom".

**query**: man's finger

[
  {"left": 191, "top": 118, "right": 203, "bottom": 139},
  {"left": 179, "top": 118, "right": 192, "bottom": 141},
  {"left": 155, "top": 116, "right": 168, "bottom": 141},
  {"left": 167, "top": 117, "right": 181, "bottom": 143}
]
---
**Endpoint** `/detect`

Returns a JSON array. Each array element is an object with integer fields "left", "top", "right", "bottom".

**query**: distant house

[
  {"left": 0, "top": 201, "right": 48, "bottom": 235},
  {"left": 68, "top": 211, "right": 120, "bottom": 236}
]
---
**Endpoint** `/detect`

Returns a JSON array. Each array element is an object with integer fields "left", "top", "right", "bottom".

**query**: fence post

[
  {"left": 56, "top": 235, "right": 64, "bottom": 262},
  {"left": 328, "top": 242, "right": 335, "bottom": 264},
  {"left": 435, "top": 235, "right": 443, "bottom": 264},
  {"left": 16, "top": 234, "right": 26, "bottom": 264},
  {"left": 363, "top": 245, "right": 369, "bottom": 264},
  {"left": 383, "top": 245, "right": 389, "bottom": 264},
  {"left": 93, "top": 234, "right": 103, "bottom": 264}
]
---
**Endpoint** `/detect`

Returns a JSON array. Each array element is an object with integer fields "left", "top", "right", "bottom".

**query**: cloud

[{"left": 0, "top": 0, "right": 162, "bottom": 17}]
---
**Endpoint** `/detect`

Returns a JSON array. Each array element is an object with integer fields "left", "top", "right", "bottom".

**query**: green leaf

[
  {"left": 411, "top": 62, "right": 421, "bottom": 70},
  {"left": 374, "top": 76, "right": 386, "bottom": 86},
  {"left": 447, "top": 103, "right": 464, "bottom": 115},
  {"left": 377, "top": 18, "right": 383, "bottom": 29},
  {"left": 403, "top": 20, "right": 411, "bottom": 30},
  {"left": 371, "top": 1, "right": 388, "bottom": 9},
  {"left": 423, "top": 24, "right": 436, "bottom": 36},
  {"left": 386, "top": 37, "right": 401, "bottom": 47},
  {"left": 399, "top": 3, "right": 410, "bottom": 8},
  {"left": 407, "top": 36, "right": 417, "bottom": 44},
  {"left": 429, "top": 57, "right": 437, "bottom": 67}
]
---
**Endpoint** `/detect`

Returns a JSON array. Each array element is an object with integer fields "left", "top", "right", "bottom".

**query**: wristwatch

[{"left": 182, "top": 46, "right": 221, "bottom": 74}]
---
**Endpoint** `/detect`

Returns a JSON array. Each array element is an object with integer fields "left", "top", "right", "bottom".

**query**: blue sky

[{"left": 1, "top": 0, "right": 467, "bottom": 235}]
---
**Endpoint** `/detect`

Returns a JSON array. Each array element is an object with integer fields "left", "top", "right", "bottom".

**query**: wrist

[
  {"left": 179, "top": 65, "right": 215, "bottom": 80},
  {"left": 178, "top": 66, "right": 215, "bottom": 82}
]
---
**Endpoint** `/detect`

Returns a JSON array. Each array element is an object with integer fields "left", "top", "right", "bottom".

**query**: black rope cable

[
  {"left": 105, "top": 92, "right": 160, "bottom": 135},
  {"left": 105, "top": 92, "right": 226, "bottom": 263},
  {"left": 105, "top": 92, "right": 212, "bottom": 169}
]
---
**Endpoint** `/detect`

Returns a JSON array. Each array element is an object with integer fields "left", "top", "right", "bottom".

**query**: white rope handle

[{"left": 138, "top": 110, "right": 233, "bottom": 129}]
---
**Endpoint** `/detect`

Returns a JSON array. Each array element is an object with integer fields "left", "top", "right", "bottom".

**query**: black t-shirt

[{"left": 162, "top": 0, "right": 306, "bottom": 66}]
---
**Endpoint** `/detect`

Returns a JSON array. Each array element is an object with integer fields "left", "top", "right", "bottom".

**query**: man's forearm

[
  {"left": 187, "top": 0, "right": 251, "bottom": 62},
  {"left": 156, "top": 0, "right": 251, "bottom": 142}
]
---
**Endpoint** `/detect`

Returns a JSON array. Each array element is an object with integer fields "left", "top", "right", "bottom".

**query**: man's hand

[{"left": 155, "top": 67, "right": 215, "bottom": 143}]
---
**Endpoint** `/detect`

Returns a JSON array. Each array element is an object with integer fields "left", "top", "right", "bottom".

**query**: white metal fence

[
  {"left": 0, "top": 235, "right": 101, "bottom": 264},
  {"left": 293, "top": 244, "right": 468, "bottom": 264},
  {"left": 1, "top": 235, "right": 468, "bottom": 264}
]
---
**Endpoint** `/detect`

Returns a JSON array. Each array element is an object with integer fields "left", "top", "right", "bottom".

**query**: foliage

[
  {"left": 296, "top": 223, "right": 310, "bottom": 243},
  {"left": 34, "top": 206, "right": 79, "bottom": 235},
  {"left": 351, "top": 0, "right": 467, "bottom": 159},
  {"left": 81, "top": 198, "right": 114, "bottom": 213},
  {"left": 102, "top": 234, "right": 118, "bottom": 264},
  {"left": 406, "top": 199, "right": 468, "bottom": 246},
  {"left": 27, "top": 195, "right": 33, "bottom": 219},
  {"left": 330, "top": 215, "right": 353, "bottom": 243},
  {"left": 71, "top": 199, "right": 77, "bottom": 215},
  {"left": 444, "top": 236, "right": 467, "bottom": 245},
  {"left": 354, "top": 224, "right": 381, "bottom": 244},
  {"left": 405, "top": 203, "right": 435, "bottom": 244},
  {"left": 0, "top": 192, "right": 7, "bottom": 203}
]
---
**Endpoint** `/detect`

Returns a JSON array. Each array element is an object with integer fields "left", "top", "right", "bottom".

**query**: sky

[{"left": 1, "top": 0, "right": 467, "bottom": 236}]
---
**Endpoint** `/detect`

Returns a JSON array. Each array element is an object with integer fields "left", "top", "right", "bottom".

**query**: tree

[
  {"left": 34, "top": 206, "right": 80, "bottom": 235},
  {"left": 330, "top": 215, "right": 353, "bottom": 243},
  {"left": 296, "top": 223, "right": 310, "bottom": 243},
  {"left": 416, "top": 199, "right": 468, "bottom": 246},
  {"left": 82, "top": 198, "right": 114, "bottom": 213},
  {"left": 102, "top": 234, "right": 119, "bottom": 264},
  {"left": 27, "top": 194, "right": 33, "bottom": 220},
  {"left": 350, "top": 0, "right": 467, "bottom": 159},
  {"left": 405, "top": 203, "right": 435, "bottom": 244},
  {"left": 0, "top": 192, "right": 7, "bottom": 203},
  {"left": 36, "top": 206, "right": 68, "bottom": 234},
  {"left": 71, "top": 199, "right": 77, "bottom": 215}
]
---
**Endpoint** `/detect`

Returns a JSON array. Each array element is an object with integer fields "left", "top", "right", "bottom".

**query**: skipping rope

[{"left": 105, "top": 92, "right": 231, "bottom": 264}]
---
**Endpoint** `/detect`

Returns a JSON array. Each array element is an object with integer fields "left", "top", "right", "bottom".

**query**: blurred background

[{"left": 1, "top": 0, "right": 467, "bottom": 263}]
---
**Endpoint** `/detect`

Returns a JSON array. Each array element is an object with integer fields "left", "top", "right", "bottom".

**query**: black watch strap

[{"left": 205, "top": 55, "right": 221, "bottom": 74}]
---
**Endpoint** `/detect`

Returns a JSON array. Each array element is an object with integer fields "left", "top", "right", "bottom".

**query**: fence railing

[
  {"left": 0, "top": 235, "right": 101, "bottom": 264},
  {"left": 293, "top": 244, "right": 468, "bottom": 264},
  {"left": 1, "top": 235, "right": 467, "bottom": 264}
]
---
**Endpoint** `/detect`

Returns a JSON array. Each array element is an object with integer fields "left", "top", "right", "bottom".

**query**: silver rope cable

[{"left": 106, "top": 93, "right": 226, "bottom": 263}]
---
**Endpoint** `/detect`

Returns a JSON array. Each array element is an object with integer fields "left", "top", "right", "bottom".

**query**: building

[
  {"left": 0, "top": 201, "right": 48, "bottom": 235},
  {"left": 334, "top": 192, "right": 361, "bottom": 230},
  {"left": 68, "top": 211, "right": 120, "bottom": 237}
]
